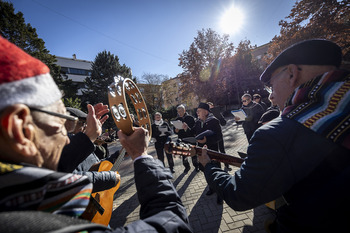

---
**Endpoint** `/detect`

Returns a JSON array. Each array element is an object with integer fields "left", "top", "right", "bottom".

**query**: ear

[
  {"left": 287, "top": 64, "right": 302, "bottom": 87},
  {"left": 0, "top": 104, "right": 38, "bottom": 157}
]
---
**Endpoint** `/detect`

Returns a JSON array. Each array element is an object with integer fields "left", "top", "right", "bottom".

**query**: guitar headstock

[{"left": 164, "top": 141, "right": 196, "bottom": 157}]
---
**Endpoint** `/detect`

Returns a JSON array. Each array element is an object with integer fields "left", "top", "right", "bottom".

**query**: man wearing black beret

[{"left": 198, "top": 39, "right": 350, "bottom": 233}]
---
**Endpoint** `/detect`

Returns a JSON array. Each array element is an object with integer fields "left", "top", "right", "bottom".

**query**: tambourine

[{"left": 107, "top": 76, "right": 152, "bottom": 139}]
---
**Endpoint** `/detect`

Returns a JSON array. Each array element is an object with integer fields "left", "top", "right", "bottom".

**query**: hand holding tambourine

[{"left": 107, "top": 76, "right": 152, "bottom": 139}]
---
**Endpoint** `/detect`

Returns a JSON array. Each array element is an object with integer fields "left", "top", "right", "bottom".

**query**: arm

[
  {"left": 114, "top": 128, "right": 192, "bottom": 232},
  {"left": 73, "top": 170, "right": 119, "bottom": 193},
  {"left": 205, "top": 119, "right": 223, "bottom": 146},
  {"left": 58, "top": 132, "right": 95, "bottom": 172},
  {"left": 219, "top": 114, "right": 227, "bottom": 126}
]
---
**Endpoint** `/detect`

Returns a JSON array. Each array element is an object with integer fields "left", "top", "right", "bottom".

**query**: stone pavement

[{"left": 108, "top": 117, "right": 275, "bottom": 232}]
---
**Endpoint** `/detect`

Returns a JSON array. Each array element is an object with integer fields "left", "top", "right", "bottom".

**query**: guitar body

[{"left": 90, "top": 160, "right": 120, "bottom": 226}]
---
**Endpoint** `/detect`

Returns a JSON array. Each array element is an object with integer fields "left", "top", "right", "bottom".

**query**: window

[{"left": 60, "top": 67, "right": 91, "bottom": 76}]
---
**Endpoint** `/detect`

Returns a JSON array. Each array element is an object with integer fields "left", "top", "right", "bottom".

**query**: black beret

[
  {"left": 66, "top": 107, "right": 87, "bottom": 119},
  {"left": 260, "top": 39, "right": 342, "bottom": 83},
  {"left": 197, "top": 102, "right": 211, "bottom": 112}
]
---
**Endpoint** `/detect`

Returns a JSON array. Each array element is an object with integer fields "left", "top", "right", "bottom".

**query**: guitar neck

[
  {"left": 111, "top": 148, "right": 126, "bottom": 172},
  {"left": 194, "top": 146, "right": 244, "bottom": 167}
]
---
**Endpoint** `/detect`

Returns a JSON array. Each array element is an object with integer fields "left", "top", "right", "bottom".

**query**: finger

[
  {"left": 87, "top": 104, "right": 95, "bottom": 116},
  {"left": 100, "top": 115, "right": 109, "bottom": 125},
  {"left": 93, "top": 103, "right": 103, "bottom": 110},
  {"left": 95, "top": 107, "right": 109, "bottom": 120}
]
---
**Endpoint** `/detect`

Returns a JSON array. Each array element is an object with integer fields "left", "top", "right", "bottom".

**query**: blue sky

[{"left": 7, "top": 0, "right": 295, "bottom": 81}]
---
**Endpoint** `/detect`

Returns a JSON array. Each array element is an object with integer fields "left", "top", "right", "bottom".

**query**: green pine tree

[{"left": 82, "top": 50, "right": 132, "bottom": 129}]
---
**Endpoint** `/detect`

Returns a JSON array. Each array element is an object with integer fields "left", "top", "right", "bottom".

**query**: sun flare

[{"left": 220, "top": 6, "right": 244, "bottom": 35}]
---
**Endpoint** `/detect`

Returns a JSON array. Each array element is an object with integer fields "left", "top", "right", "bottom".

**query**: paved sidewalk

[{"left": 109, "top": 118, "right": 275, "bottom": 232}]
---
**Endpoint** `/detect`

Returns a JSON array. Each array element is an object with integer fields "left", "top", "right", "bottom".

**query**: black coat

[
  {"left": 174, "top": 113, "right": 195, "bottom": 139},
  {"left": 241, "top": 102, "right": 264, "bottom": 134},
  {"left": 191, "top": 114, "right": 223, "bottom": 151},
  {"left": 151, "top": 121, "right": 172, "bottom": 149}
]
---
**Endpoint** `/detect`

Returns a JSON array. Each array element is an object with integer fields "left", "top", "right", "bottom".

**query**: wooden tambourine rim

[{"left": 108, "top": 76, "right": 152, "bottom": 139}]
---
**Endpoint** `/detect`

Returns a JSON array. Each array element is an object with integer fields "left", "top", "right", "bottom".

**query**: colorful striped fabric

[
  {"left": 0, "top": 162, "right": 92, "bottom": 217},
  {"left": 282, "top": 70, "right": 350, "bottom": 150}
]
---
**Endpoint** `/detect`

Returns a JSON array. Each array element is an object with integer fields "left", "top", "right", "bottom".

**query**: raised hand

[{"left": 85, "top": 103, "right": 110, "bottom": 142}]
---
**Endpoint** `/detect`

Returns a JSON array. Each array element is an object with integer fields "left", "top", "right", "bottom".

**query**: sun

[{"left": 220, "top": 5, "right": 244, "bottom": 35}]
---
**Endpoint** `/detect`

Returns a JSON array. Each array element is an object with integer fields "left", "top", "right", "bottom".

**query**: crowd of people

[{"left": 0, "top": 35, "right": 349, "bottom": 233}]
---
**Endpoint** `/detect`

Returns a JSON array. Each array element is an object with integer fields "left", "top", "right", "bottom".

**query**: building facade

[{"left": 55, "top": 55, "right": 92, "bottom": 95}]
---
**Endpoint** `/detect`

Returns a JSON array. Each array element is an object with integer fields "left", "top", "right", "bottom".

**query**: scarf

[
  {"left": 282, "top": 70, "right": 350, "bottom": 150},
  {"left": 0, "top": 162, "right": 92, "bottom": 217},
  {"left": 155, "top": 119, "right": 164, "bottom": 126}
]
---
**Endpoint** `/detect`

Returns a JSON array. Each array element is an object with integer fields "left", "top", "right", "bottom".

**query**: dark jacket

[
  {"left": 241, "top": 102, "right": 264, "bottom": 134},
  {"left": 191, "top": 114, "right": 222, "bottom": 151},
  {"left": 151, "top": 121, "right": 172, "bottom": 149},
  {"left": 174, "top": 113, "right": 195, "bottom": 139},
  {"left": 204, "top": 116, "right": 350, "bottom": 233},
  {"left": 58, "top": 132, "right": 95, "bottom": 172}
]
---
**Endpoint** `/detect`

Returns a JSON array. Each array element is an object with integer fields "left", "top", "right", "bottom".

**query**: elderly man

[
  {"left": 0, "top": 37, "right": 192, "bottom": 232},
  {"left": 174, "top": 104, "right": 198, "bottom": 173},
  {"left": 185, "top": 102, "right": 223, "bottom": 204},
  {"left": 235, "top": 93, "right": 264, "bottom": 141},
  {"left": 198, "top": 39, "right": 350, "bottom": 233}
]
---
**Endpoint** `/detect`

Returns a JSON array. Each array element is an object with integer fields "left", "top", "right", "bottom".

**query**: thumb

[{"left": 87, "top": 104, "right": 95, "bottom": 117}]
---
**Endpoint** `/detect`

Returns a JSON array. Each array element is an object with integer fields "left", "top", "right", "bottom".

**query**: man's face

[
  {"left": 196, "top": 108, "right": 208, "bottom": 121},
  {"left": 241, "top": 97, "right": 251, "bottom": 106},
  {"left": 32, "top": 101, "right": 70, "bottom": 170},
  {"left": 177, "top": 108, "right": 185, "bottom": 117},
  {"left": 268, "top": 66, "right": 295, "bottom": 109},
  {"left": 253, "top": 96, "right": 261, "bottom": 103},
  {"left": 154, "top": 114, "right": 161, "bottom": 121}
]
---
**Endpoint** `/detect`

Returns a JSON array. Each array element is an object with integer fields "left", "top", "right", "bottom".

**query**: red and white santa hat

[{"left": 0, "top": 36, "right": 62, "bottom": 111}]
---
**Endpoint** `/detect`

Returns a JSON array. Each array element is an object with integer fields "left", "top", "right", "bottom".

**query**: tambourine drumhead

[{"left": 108, "top": 76, "right": 152, "bottom": 139}]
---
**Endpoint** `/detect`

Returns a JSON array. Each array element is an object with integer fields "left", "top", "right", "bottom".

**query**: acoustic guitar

[
  {"left": 164, "top": 141, "right": 244, "bottom": 168},
  {"left": 164, "top": 142, "right": 277, "bottom": 209},
  {"left": 82, "top": 149, "right": 125, "bottom": 226}
]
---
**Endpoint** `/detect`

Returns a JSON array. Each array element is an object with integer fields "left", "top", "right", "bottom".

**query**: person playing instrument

[
  {"left": 198, "top": 39, "right": 350, "bottom": 233},
  {"left": 174, "top": 104, "right": 199, "bottom": 173},
  {"left": 184, "top": 102, "right": 224, "bottom": 204},
  {"left": 0, "top": 37, "right": 192, "bottom": 232},
  {"left": 151, "top": 112, "right": 175, "bottom": 173}
]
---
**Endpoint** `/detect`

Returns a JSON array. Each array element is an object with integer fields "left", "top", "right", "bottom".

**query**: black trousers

[
  {"left": 156, "top": 147, "right": 174, "bottom": 169},
  {"left": 182, "top": 155, "right": 198, "bottom": 169}
]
